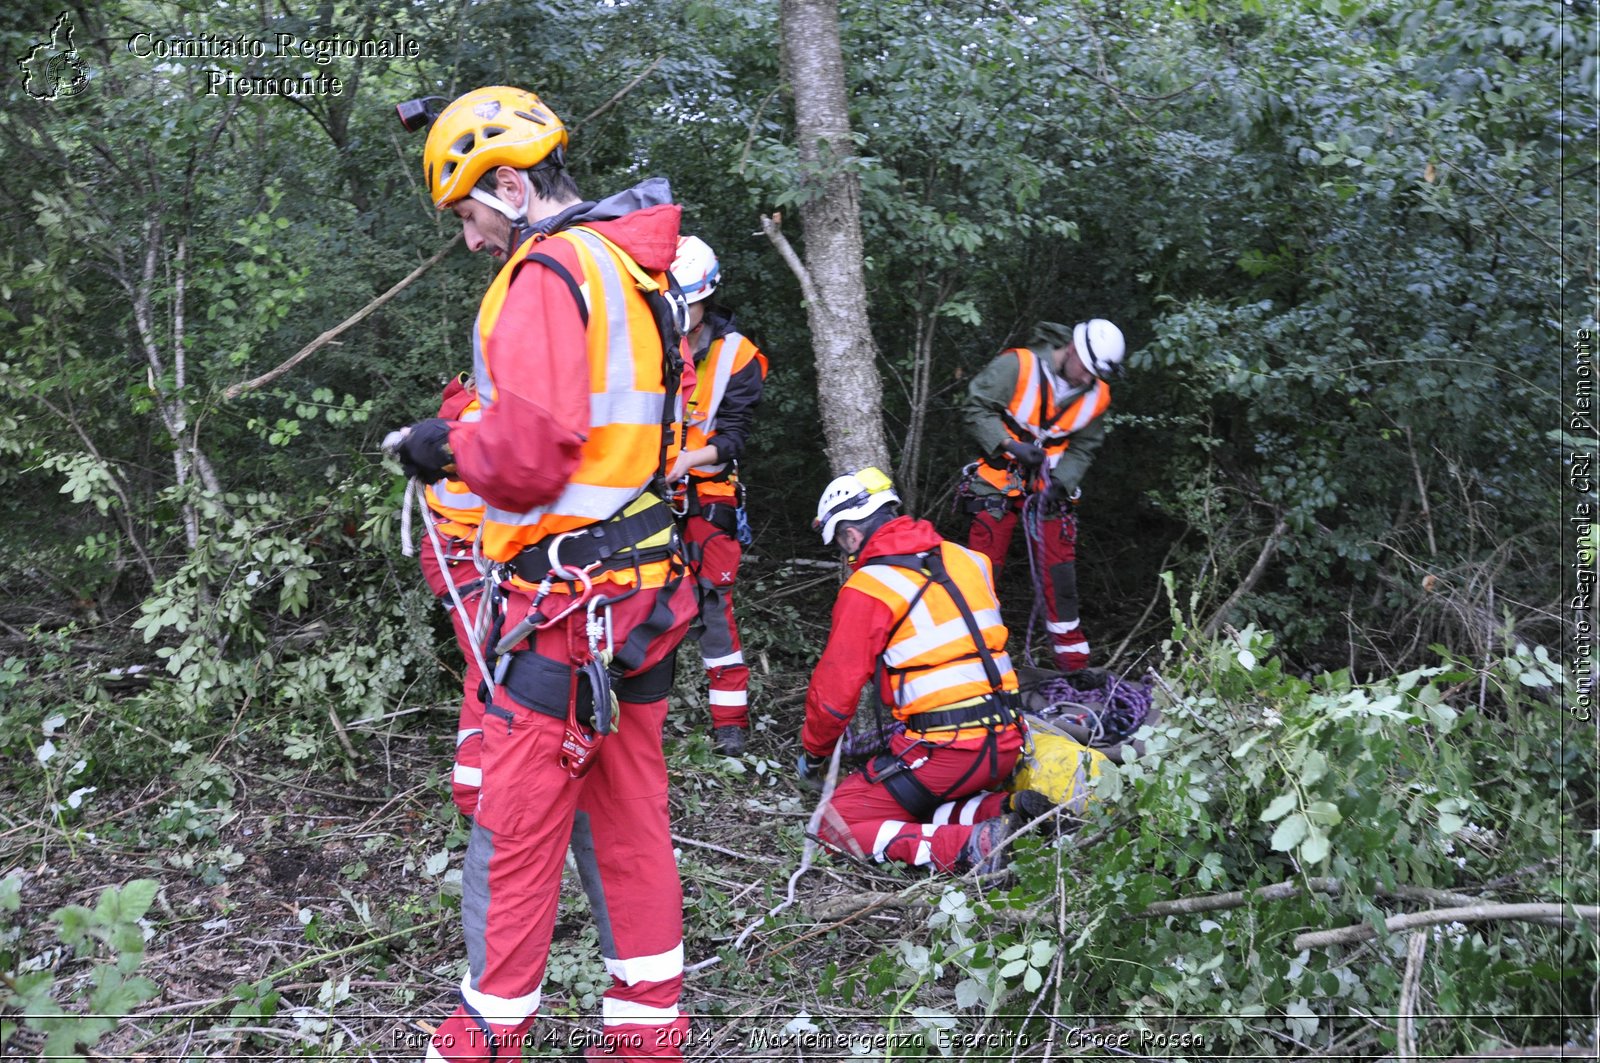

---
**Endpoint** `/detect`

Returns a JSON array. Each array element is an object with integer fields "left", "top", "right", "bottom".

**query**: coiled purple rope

[
  {"left": 839, "top": 670, "right": 1153, "bottom": 759},
  {"left": 1031, "top": 671, "right": 1153, "bottom": 746}
]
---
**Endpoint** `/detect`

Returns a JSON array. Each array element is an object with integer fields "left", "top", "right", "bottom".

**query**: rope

[
  {"left": 1020, "top": 490, "right": 1048, "bottom": 664},
  {"left": 733, "top": 742, "right": 845, "bottom": 950},
  {"left": 1030, "top": 670, "right": 1153, "bottom": 746}
]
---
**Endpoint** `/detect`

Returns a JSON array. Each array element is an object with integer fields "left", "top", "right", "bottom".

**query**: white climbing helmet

[
  {"left": 672, "top": 235, "right": 720, "bottom": 304},
  {"left": 813, "top": 467, "right": 900, "bottom": 545},
  {"left": 1072, "top": 318, "right": 1127, "bottom": 380}
]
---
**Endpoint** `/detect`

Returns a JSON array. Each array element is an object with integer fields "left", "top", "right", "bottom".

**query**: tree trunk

[{"left": 777, "top": 0, "right": 889, "bottom": 477}]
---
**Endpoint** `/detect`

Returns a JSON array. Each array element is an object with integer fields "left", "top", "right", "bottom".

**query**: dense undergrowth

[{"left": 1, "top": 566, "right": 1592, "bottom": 1060}]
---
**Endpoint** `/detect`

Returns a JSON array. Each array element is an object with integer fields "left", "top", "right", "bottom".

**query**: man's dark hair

[
  {"left": 474, "top": 163, "right": 581, "bottom": 206},
  {"left": 835, "top": 504, "right": 900, "bottom": 547}
]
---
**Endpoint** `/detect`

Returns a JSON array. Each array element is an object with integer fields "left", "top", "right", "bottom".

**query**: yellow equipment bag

[{"left": 1010, "top": 720, "right": 1112, "bottom": 816}]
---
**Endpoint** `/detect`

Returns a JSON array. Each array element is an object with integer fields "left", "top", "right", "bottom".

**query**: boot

[
  {"left": 712, "top": 725, "right": 747, "bottom": 756},
  {"left": 960, "top": 817, "right": 1011, "bottom": 875}
]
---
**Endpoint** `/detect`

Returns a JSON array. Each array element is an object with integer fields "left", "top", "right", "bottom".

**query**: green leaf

[
  {"left": 1270, "top": 813, "right": 1309, "bottom": 852},
  {"left": 1300, "top": 826, "right": 1331, "bottom": 863},
  {"left": 1300, "top": 750, "right": 1328, "bottom": 787},
  {"left": 1260, "top": 793, "right": 1298, "bottom": 822},
  {"left": 1305, "top": 801, "right": 1342, "bottom": 827}
]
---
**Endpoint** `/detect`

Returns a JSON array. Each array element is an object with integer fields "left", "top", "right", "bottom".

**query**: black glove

[
  {"left": 1043, "top": 479, "right": 1073, "bottom": 508},
  {"left": 795, "top": 750, "right": 827, "bottom": 791},
  {"left": 392, "top": 419, "right": 454, "bottom": 481},
  {"left": 1002, "top": 440, "right": 1045, "bottom": 467}
]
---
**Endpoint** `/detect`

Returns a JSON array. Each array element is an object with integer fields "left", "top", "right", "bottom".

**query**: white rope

[{"left": 731, "top": 743, "right": 845, "bottom": 950}]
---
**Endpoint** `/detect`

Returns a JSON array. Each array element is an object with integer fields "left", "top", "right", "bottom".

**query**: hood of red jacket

[
  {"left": 850, "top": 515, "right": 944, "bottom": 570},
  {"left": 535, "top": 177, "right": 682, "bottom": 273}
]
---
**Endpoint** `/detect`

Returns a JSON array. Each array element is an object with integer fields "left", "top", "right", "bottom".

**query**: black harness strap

[
  {"left": 525, "top": 253, "right": 589, "bottom": 327},
  {"left": 860, "top": 546, "right": 1022, "bottom": 813}
]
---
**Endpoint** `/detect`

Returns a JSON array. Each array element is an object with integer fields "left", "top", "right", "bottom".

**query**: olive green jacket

[{"left": 961, "top": 347, "right": 1108, "bottom": 497}]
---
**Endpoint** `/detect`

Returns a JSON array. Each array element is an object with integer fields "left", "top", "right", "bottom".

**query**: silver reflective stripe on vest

[
  {"left": 430, "top": 479, "right": 488, "bottom": 511},
  {"left": 692, "top": 331, "right": 742, "bottom": 476},
  {"left": 897, "top": 656, "right": 1012, "bottom": 707},
  {"left": 478, "top": 229, "right": 658, "bottom": 530},
  {"left": 591, "top": 390, "right": 666, "bottom": 429},
  {"left": 882, "top": 608, "right": 1005, "bottom": 668},
  {"left": 568, "top": 229, "right": 639, "bottom": 398},
  {"left": 1012, "top": 349, "right": 1042, "bottom": 442},
  {"left": 472, "top": 323, "right": 493, "bottom": 408},
  {"left": 484, "top": 483, "right": 643, "bottom": 526},
  {"left": 1060, "top": 380, "right": 1109, "bottom": 433},
  {"left": 860, "top": 563, "right": 937, "bottom": 635}
]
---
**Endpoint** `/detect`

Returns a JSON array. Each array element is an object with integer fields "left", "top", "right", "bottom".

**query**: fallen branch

[
  {"left": 223, "top": 234, "right": 462, "bottom": 399},
  {"left": 1138, "top": 878, "right": 1482, "bottom": 918},
  {"left": 1295, "top": 902, "right": 1600, "bottom": 950},
  {"left": 733, "top": 743, "right": 844, "bottom": 950},
  {"left": 670, "top": 833, "right": 761, "bottom": 862},
  {"left": 1396, "top": 931, "right": 1427, "bottom": 1063}
]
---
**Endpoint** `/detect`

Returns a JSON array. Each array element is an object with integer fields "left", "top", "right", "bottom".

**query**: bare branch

[
  {"left": 224, "top": 234, "right": 462, "bottom": 400},
  {"left": 758, "top": 213, "right": 823, "bottom": 313},
  {"left": 1295, "top": 903, "right": 1599, "bottom": 950},
  {"left": 578, "top": 56, "right": 665, "bottom": 127},
  {"left": 1203, "top": 516, "right": 1289, "bottom": 638}
]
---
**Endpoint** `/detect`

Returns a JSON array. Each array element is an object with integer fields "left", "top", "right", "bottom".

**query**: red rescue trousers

[
  {"left": 825, "top": 726, "right": 1024, "bottom": 872},
  {"left": 418, "top": 540, "right": 489, "bottom": 818},
  {"left": 966, "top": 504, "right": 1091, "bottom": 672},
  {"left": 428, "top": 575, "right": 697, "bottom": 1063},
  {"left": 683, "top": 514, "right": 750, "bottom": 729}
]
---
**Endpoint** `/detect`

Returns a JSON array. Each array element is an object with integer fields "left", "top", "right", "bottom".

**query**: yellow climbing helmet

[{"left": 422, "top": 86, "right": 568, "bottom": 209}]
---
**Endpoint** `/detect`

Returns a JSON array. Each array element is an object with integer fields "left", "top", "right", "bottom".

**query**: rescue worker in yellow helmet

[
  {"left": 796, "top": 469, "right": 1055, "bottom": 874},
  {"left": 667, "top": 236, "right": 769, "bottom": 757},
  {"left": 387, "top": 86, "right": 696, "bottom": 1063}
]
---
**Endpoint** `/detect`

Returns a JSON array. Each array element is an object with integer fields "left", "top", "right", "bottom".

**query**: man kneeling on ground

[{"left": 794, "top": 468, "right": 1053, "bottom": 874}]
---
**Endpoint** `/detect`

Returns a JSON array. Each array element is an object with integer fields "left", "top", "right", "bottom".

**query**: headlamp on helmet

[
  {"left": 395, "top": 96, "right": 447, "bottom": 133},
  {"left": 813, "top": 467, "right": 900, "bottom": 545}
]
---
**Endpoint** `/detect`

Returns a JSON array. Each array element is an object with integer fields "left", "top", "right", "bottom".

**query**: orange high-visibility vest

[
  {"left": 424, "top": 398, "right": 486, "bottom": 541},
  {"left": 473, "top": 226, "right": 677, "bottom": 570},
  {"left": 847, "top": 542, "right": 1019, "bottom": 734},
  {"left": 976, "top": 347, "right": 1110, "bottom": 496},
  {"left": 685, "top": 330, "right": 768, "bottom": 501}
]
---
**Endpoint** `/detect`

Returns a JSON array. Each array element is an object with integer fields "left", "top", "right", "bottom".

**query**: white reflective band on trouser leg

[
  {"left": 424, "top": 1043, "right": 447, "bottom": 1062},
  {"left": 459, "top": 975, "right": 541, "bottom": 1025},
  {"left": 453, "top": 764, "right": 482, "bottom": 787},
  {"left": 708, "top": 689, "right": 747, "bottom": 707},
  {"left": 457, "top": 728, "right": 483, "bottom": 748},
  {"left": 930, "top": 794, "right": 985, "bottom": 827},
  {"left": 1052, "top": 639, "right": 1090, "bottom": 655},
  {"left": 602, "top": 943, "right": 684, "bottom": 986},
  {"left": 702, "top": 650, "right": 744, "bottom": 669},
  {"left": 1045, "top": 618, "right": 1081, "bottom": 634},
  {"left": 601, "top": 999, "right": 682, "bottom": 1026},
  {"left": 872, "top": 821, "right": 936, "bottom": 865}
]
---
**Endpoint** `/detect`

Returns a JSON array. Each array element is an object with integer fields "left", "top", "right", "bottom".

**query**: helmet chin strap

[{"left": 467, "top": 171, "right": 538, "bottom": 256}]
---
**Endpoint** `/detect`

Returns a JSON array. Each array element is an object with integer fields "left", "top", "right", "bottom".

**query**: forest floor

[
  {"left": 2, "top": 549, "right": 1099, "bottom": 1061},
  {"left": 3, "top": 697, "right": 978, "bottom": 1061}
]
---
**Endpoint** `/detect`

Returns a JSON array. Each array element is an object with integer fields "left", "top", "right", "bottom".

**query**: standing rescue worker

[
  {"left": 667, "top": 236, "right": 769, "bottom": 757},
  {"left": 959, "top": 320, "right": 1127, "bottom": 673},
  {"left": 417, "top": 375, "right": 489, "bottom": 819},
  {"left": 795, "top": 469, "right": 1051, "bottom": 874},
  {"left": 387, "top": 86, "right": 697, "bottom": 1063}
]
